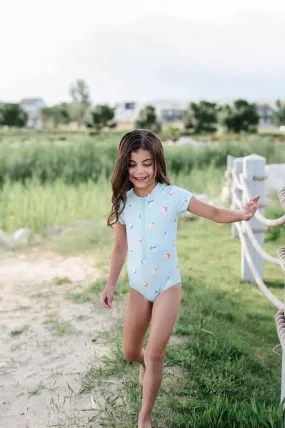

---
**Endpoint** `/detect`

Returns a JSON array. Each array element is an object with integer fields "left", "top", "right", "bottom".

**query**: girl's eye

[{"left": 128, "top": 163, "right": 153, "bottom": 167}]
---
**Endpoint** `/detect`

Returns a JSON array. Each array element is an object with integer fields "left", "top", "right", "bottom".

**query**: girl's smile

[
  {"left": 129, "top": 149, "right": 156, "bottom": 196},
  {"left": 133, "top": 176, "right": 149, "bottom": 182}
]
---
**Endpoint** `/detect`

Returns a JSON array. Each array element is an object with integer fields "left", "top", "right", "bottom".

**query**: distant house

[
  {"left": 114, "top": 101, "right": 140, "bottom": 123},
  {"left": 114, "top": 99, "right": 188, "bottom": 125},
  {"left": 20, "top": 97, "right": 46, "bottom": 128},
  {"left": 151, "top": 99, "right": 188, "bottom": 123},
  {"left": 257, "top": 103, "right": 274, "bottom": 127}
]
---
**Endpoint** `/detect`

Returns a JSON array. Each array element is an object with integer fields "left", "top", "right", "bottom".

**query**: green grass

[
  {"left": 0, "top": 177, "right": 111, "bottom": 233},
  {"left": 9, "top": 325, "right": 28, "bottom": 338},
  {"left": 44, "top": 315, "right": 75, "bottom": 336},
  {"left": 79, "top": 218, "right": 284, "bottom": 427},
  {"left": 1, "top": 130, "right": 284, "bottom": 425},
  {"left": 0, "top": 167, "right": 224, "bottom": 234},
  {"left": 68, "top": 277, "right": 129, "bottom": 305},
  {"left": 53, "top": 276, "right": 72, "bottom": 285},
  {"left": 0, "top": 133, "right": 285, "bottom": 185},
  {"left": 1, "top": 167, "right": 284, "bottom": 245}
]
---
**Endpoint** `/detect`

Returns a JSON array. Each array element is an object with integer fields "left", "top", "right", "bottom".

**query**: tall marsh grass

[
  {"left": 0, "top": 167, "right": 225, "bottom": 233},
  {"left": 0, "top": 135, "right": 284, "bottom": 185}
]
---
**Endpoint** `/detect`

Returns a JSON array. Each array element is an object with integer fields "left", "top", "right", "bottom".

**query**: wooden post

[
  {"left": 241, "top": 154, "right": 267, "bottom": 282},
  {"left": 231, "top": 157, "right": 243, "bottom": 238}
]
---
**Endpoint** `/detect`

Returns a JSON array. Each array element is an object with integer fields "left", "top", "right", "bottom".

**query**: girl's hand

[
  {"left": 100, "top": 285, "right": 115, "bottom": 309},
  {"left": 243, "top": 195, "right": 260, "bottom": 221}
]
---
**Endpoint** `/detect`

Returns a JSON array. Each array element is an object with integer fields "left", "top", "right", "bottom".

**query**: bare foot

[
  {"left": 139, "top": 365, "right": 146, "bottom": 391},
  {"left": 138, "top": 411, "right": 152, "bottom": 428}
]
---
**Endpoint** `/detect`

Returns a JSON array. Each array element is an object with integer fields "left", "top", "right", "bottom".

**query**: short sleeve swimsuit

[{"left": 118, "top": 182, "right": 193, "bottom": 302}]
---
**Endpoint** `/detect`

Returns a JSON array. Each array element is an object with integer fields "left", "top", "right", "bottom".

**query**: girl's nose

[{"left": 135, "top": 166, "right": 144, "bottom": 173}]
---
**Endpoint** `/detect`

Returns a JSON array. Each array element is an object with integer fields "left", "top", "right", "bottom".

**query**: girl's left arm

[{"left": 187, "top": 195, "right": 260, "bottom": 223}]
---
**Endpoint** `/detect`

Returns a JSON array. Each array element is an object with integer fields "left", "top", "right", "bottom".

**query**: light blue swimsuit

[{"left": 119, "top": 182, "right": 193, "bottom": 302}]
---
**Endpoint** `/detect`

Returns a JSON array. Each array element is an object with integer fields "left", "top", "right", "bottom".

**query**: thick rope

[
  {"left": 279, "top": 188, "right": 285, "bottom": 211},
  {"left": 231, "top": 168, "right": 243, "bottom": 190},
  {"left": 239, "top": 173, "right": 285, "bottom": 226},
  {"left": 275, "top": 308, "right": 285, "bottom": 348},
  {"left": 235, "top": 222, "right": 283, "bottom": 309},
  {"left": 275, "top": 250, "right": 285, "bottom": 348},
  {"left": 232, "top": 191, "right": 280, "bottom": 264},
  {"left": 244, "top": 222, "right": 280, "bottom": 265},
  {"left": 277, "top": 247, "right": 285, "bottom": 274},
  {"left": 231, "top": 191, "right": 283, "bottom": 308}
]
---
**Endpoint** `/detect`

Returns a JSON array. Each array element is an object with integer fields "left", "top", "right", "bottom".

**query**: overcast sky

[{"left": 1, "top": 0, "right": 285, "bottom": 105}]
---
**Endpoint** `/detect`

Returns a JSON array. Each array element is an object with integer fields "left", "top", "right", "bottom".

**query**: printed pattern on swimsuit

[{"left": 118, "top": 182, "right": 193, "bottom": 302}]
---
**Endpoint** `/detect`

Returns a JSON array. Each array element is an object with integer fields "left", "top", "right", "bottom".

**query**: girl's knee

[
  {"left": 145, "top": 351, "right": 165, "bottom": 366},
  {"left": 123, "top": 349, "right": 142, "bottom": 363}
]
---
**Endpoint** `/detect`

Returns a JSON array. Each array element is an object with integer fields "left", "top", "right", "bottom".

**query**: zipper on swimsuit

[{"left": 141, "top": 198, "right": 146, "bottom": 261}]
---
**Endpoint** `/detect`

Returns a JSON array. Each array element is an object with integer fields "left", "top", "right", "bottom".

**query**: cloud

[
  {"left": 52, "top": 11, "right": 284, "bottom": 103},
  {"left": 1, "top": 8, "right": 284, "bottom": 104}
]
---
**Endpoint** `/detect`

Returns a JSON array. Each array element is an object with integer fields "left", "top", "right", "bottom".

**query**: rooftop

[{"left": 20, "top": 98, "right": 45, "bottom": 105}]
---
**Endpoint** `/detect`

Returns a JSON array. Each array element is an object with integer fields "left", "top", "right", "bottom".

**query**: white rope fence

[
  {"left": 244, "top": 222, "right": 280, "bottom": 265},
  {"left": 275, "top": 247, "right": 285, "bottom": 405},
  {"left": 239, "top": 173, "right": 285, "bottom": 227},
  {"left": 231, "top": 168, "right": 243, "bottom": 191},
  {"left": 235, "top": 222, "right": 283, "bottom": 309},
  {"left": 277, "top": 247, "right": 285, "bottom": 273},
  {"left": 232, "top": 191, "right": 280, "bottom": 265},
  {"left": 227, "top": 154, "right": 285, "bottom": 411},
  {"left": 279, "top": 188, "right": 285, "bottom": 211},
  {"left": 226, "top": 154, "right": 285, "bottom": 310},
  {"left": 275, "top": 308, "right": 285, "bottom": 359},
  {"left": 231, "top": 190, "right": 283, "bottom": 309}
]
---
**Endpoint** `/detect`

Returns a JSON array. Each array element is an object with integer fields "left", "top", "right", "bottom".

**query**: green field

[
  {"left": 78, "top": 217, "right": 284, "bottom": 427},
  {"left": 1, "top": 132, "right": 285, "bottom": 426}
]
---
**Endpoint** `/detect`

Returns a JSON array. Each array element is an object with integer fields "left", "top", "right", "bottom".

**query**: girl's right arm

[{"left": 100, "top": 222, "right": 128, "bottom": 308}]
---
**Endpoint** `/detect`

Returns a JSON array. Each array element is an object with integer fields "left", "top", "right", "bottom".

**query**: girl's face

[{"left": 128, "top": 149, "right": 156, "bottom": 189}]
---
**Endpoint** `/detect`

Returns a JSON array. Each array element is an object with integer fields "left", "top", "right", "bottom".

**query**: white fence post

[
  {"left": 241, "top": 154, "right": 267, "bottom": 282},
  {"left": 232, "top": 157, "right": 243, "bottom": 239}
]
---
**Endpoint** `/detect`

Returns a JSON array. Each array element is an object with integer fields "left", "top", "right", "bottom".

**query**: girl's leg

[
  {"left": 139, "top": 283, "right": 181, "bottom": 428},
  {"left": 123, "top": 288, "right": 152, "bottom": 388}
]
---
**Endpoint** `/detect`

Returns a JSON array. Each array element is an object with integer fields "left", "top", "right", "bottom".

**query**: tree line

[
  {"left": 139, "top": 100, "right": 285, "bottom": 134},
  {"left": 1, "top": 78, "right": 285, "bottom": 133},
  {"left": 0, "top": 80, "right": 116, "bottom": 132}
]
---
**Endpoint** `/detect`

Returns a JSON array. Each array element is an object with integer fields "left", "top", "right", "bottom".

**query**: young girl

[{"left": 100, "top": 129, "right": 259, "bottom": 428}]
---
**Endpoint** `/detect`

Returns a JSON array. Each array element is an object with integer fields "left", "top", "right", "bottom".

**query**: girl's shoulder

[
  {"left": 167, "top": 184, "right": 186, "bottom": 193},
  {"left": 167, "top": 184, "right": 194, "bottom": 200}
]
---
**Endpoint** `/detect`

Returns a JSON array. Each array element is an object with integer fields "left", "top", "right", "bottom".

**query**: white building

[
  {"left": 20, "top": 97, "right": 46, "bottom": 128},
  {"left": 114, "top": 101, "right": 142, "bottom": 123},
  {"left": 256, "top": 103, "right": 275, "bottom": 127},
  {"left": 114, "top": 99, "right": 189, "bottom": 125}
]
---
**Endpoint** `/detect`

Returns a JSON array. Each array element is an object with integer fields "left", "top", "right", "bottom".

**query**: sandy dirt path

[{"left": 0, "top": 249, "right": 125, "bottom": 428}]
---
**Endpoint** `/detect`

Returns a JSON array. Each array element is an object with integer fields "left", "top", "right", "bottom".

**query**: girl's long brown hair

[{"left": 107, "top": 129, "right": 171, "bottom": 227}]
